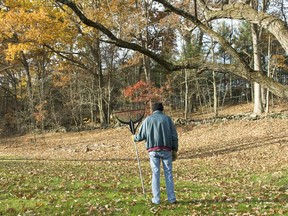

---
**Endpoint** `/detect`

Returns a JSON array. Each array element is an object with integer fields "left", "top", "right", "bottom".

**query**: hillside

[{"left": 0, "top": 103, "right": 287, "bottom": 162}]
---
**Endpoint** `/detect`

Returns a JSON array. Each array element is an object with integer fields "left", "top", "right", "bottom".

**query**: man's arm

[
  {"left": 133, "top": 118, "right": 147, "bottom": 142},
  {"left": 169, "top": 117, "right": 178, "bottom": 152}
]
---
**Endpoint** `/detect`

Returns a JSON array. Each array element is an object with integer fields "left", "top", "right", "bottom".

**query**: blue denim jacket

[{"left": 134, "top": 110, "right": 178, "bottom": 151}]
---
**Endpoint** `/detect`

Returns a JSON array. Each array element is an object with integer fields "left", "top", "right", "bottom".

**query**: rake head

[{"left": 113, "top": 103, "right": 145, "bottom": 135}]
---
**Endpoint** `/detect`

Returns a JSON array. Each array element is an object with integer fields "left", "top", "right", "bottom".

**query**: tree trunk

[
  {"left": 265, "top": 34, "right": 271, "bottom": 113},
  {"left": 142, "top": 0, "right": 151, "bottom": 82},
  {"left": 184, "top": 69, "right": 188, "bottom": 119},
  {"left": 21, "top": 52, "right": 35, "bottom": 131},
  {"left": 251, "top": 23, "right": 263, "bottom": 115},
  {"left": 213, "top": 70, "right": 218, "bottom": 117},
  {"left": 95, "top": 38, "right": 107, "bottom": 126},
  {"left": 36, "top": 53, "right": 48, "bottom": 131},
  {"left": 211, "top": 40, "right": 218, "bottom": 117}
]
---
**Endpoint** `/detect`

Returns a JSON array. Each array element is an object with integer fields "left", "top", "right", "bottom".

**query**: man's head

[{"left": 152, "top": 102, "right": 164, "bottom": 112}]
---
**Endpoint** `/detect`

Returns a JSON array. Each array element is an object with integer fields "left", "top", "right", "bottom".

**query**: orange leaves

[
  {"left": 123, "top": 79, "right": 173, "bottom": 103},
  {"left": 123, "top": 80, "right": 161, "bottom": 103}
]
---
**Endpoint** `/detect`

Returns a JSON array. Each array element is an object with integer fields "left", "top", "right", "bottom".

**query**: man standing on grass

[{"left": 132, "top": 102, "right": 178, "bottom": 205}]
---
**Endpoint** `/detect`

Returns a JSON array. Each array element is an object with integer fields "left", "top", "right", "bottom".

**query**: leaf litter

[{"left": 0, "top": 103, "right": 287, "bottom": 215}]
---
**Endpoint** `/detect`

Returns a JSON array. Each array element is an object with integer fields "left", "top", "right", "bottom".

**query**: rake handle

[{"left": 132, "top": 139, "right": 146, "bottom": 198}]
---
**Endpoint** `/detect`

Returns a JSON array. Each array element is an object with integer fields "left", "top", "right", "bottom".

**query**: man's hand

[{"left": 172, "top": 151, "right": 177, "bottom": 162}]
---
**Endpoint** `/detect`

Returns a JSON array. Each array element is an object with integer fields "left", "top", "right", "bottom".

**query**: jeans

[{"left": 148, "top": 151, "right": 176, "bottom": 204}]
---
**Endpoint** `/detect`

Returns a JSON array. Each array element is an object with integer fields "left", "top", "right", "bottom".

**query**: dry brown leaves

[{"left": 0, "top": 103, "right": 287, "bottom": 174}]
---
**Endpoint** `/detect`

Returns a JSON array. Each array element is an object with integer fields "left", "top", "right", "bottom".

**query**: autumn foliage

[{"left": 123, "top": 79, "right": 172, "bottom": 103}]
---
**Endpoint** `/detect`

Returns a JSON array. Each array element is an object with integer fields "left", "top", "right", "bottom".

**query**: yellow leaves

[
  {"left": 5, "top": 43, "right": 31, "bottom": 61},
  {"left": 4, "top": 0, "right": 33, "bottom": 9},
  {"left": 78, "top": 0, "right": 142, "bottom": 38},
  {"left": 15, "top": 7, "right": 71, "bottom": 43},
  {"left": 0, "top": 14, "right": 16, "bottom": 40},
  {"left": 52, "top": 73, "right": 71, "bottom": 88},
  {"left": 1, "top": 1, "right": 75, "bottom": 62}
]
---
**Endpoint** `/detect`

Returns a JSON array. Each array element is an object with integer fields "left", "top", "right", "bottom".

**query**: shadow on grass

[
  {"left": 0, "top": 135, "right": 287, "bottom": 163},
  {"left": 0, "top": 157, "right": 137, "bottom": 162},
  {"left": 179, "top": 135, "right": 288, "bottom": 160}
]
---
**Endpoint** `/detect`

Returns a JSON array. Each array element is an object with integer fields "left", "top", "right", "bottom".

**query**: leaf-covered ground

[{"left": 0, "top": 103, "right": 288, "bottom": 215}]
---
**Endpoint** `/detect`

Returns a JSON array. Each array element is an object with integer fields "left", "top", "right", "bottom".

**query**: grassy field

[
  {"left": 0, "top": 104, "right": 288, "bottom": 215},
  {"left": 0, "top": 150, "right": 287, "bottom": 215}
]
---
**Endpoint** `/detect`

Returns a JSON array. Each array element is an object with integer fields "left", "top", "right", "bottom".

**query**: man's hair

[{"left": 152, "top": 102, "right": 164, "bottom": 111}]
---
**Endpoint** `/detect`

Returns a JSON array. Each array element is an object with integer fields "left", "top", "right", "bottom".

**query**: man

[{"left": 132, "top": 102, "right": 178, "bottom": 205}]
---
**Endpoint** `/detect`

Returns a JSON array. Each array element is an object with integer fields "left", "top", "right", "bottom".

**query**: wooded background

[{"left": 0, "top": 0, "right": 287, "bottom": 134}]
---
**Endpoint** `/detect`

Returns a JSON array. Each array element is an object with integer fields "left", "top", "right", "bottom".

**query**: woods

[{"left": 0, "top": 0, "right": 287, "bottom": 134}]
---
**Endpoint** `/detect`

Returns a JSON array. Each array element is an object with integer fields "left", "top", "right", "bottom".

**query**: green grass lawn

[{"left": 0, "top": 156, "right": 287, "bottom": 215}]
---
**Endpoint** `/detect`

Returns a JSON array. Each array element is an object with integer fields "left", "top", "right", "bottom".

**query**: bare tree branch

[
  {"left": 55, "top": 0, "right": 176, "bottom": 71},
  {"left": 44, "top": 44, "right": 90, "bottom": 71},
  {"left": 54, "top": 0, "right": 288, "bottom": 99},
  {"left": 198, "top": 2, "right": 288, "bottom": 53}
]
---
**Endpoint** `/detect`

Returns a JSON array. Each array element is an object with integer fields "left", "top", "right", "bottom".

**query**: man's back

[{"left": 135, "top": 110, "right": 178, "bottom": 152}]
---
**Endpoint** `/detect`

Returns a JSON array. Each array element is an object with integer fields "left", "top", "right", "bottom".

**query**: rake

[{"left": 114, "top": 108, "right": 146, "bottom": 198}]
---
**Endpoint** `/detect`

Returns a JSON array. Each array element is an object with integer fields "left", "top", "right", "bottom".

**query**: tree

[
  {"left": 0, "top": 0, "right": 76, "bottom": 132},
  {"left": 123, "top": 80, "right": 170, "bottom": 104},
  {"left": 250, "top": 0, "right": 265, "bottom": 115},
  {"left": 55, "top": 0, "right": 288, "bottom": 100}
]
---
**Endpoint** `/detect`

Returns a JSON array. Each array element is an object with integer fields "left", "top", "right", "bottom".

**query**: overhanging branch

[
  {"left": 198, "top": 2, "right": 288, "bottom": 53},
  {"left": 54, "top": 0, "right": 288, "bottom": 99},
  {"left": 55, "top": 0, "right": 176, "bottom": 71}
]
